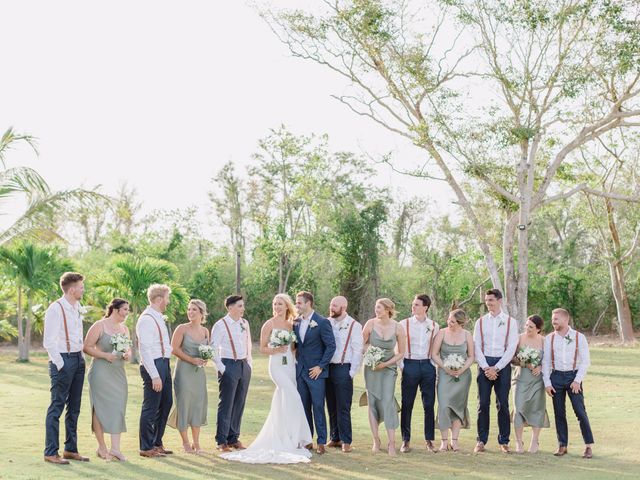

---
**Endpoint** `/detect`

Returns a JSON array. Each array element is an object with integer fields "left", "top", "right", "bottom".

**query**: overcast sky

[{"left": 1, "top": 1, "right": 454, "bottom": 232}]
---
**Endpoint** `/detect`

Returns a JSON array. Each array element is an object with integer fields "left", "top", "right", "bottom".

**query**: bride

[{"left": 221, "top": 294, "right": 312, "bottom": 464}]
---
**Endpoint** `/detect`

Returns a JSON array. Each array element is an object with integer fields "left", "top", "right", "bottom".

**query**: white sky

[{"left": 1, "top": 0, "right": 454, "bottom": 233}]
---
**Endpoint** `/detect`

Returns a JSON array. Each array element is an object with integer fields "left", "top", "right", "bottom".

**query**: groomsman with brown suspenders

[
  {"left": 399, "top": 294, "right": 440, "bottom": 453},
  {"left": 43, "top": 272, "right": 89, "bottom": 464},
  {"left": 211, "top": 295, "right": 252, "bottom": 452}
]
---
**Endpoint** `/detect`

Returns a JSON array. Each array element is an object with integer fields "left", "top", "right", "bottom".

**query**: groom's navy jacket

[{"left": 294, "top": 312, "right": 336, "bottom": 379}]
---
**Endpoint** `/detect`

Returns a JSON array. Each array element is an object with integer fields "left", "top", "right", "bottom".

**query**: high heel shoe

[
  {"left": 515, "top": 440, "right": 525, "bottom": 454},
  {"left": 450, "top": 438, "right": 460, "bottom": 453},
  {"left": 109, "top": 449, "right": 127, "bottom": 461},
  {"left": 183, "top": 442, "right": 195, "bottom": 453},
  {"left": 192, "top": 443, "right": 203, "bottom": 454},
  {"left": 528, "top": 439, "right": 539, "bottom": 454},
  {"left": 439, "top": 438, "right": 450, "bottom": 452},
  {"left": 372, "top": 437, "right": 381, "bottom": 453},
  {"left": 96, "top": 448, "right": 111, "bottom": 461}
]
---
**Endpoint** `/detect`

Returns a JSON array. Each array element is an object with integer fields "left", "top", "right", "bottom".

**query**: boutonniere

[
  {"left": 78, "top": 305, "right": 88, "bottom": 316},
  {"left": 310, "top": 320, "right": 318, "bottom": 328},
  {"left": 425, "top": 324, "right": 432, "bottom": 334},
  {"left": 565, "top": 335, "right": 573, "bottom": 345},
  {"left": 240, "top": 322, "right": 247, "bottom": 333},
  {"left": 498, "top": 320, "right": 505, "bottom": 328},
  {"left": 162, "top": 315, "right": 169, "bottom": 322},
  {"left": 338, "top": 321, "right": 350, "bottom": 331}
]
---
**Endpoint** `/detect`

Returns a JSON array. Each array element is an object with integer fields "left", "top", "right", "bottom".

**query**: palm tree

[
  {"left": 0, "top": 241, "right": 73, "bottom": 361},
  {"left": 0, "top": 126, "right": 109, "bottom": 245},
  {"left": 98, "top": 255, "right": 189, "bottom": 362}
]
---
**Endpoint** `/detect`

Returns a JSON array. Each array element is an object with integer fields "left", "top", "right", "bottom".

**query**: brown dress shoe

[
  {"left": 139, "top": 449, "right": 161, "bottom": 458},
  {"left": 400, "top": 441, "right": 411, "bottom": 453},
  {"left": 582, "top": 446, "right": 593, "bottom": 459},
  {"left": 341, "top": 444, "right": 353, "bottom": 453},
  {"left": 316, "top": 444, "right": 326, "bottom": 455},
  {"left": 154, "top": 446, "right": 173, "bottom": 455},
  {"left": 229, "top": 442, "right": 246, "bottom": 450},
  {"left": 499, "top": 444, "right": 511, "bottom": 454},
  {"left": 62, "top": 451, "right": 90, "bottom": 462},
  {"left": 425, "top": 440, "right": 437, "bottom": 453},
  {"left": 44, "top": 454, "right": 70, "bottom": 465},
  {"left": 327, "top": 440, "right": 342, "bottom": 448},
  {"left": 474, "top": 442, "right": 486, "bottom": 453},
  {"left": 304, "top": 443, "right": 314, "bottom": 450},
  {"left": 216, "top": 444, "right": 232, "bottom": 452},
  {"left": 554, "top": 446, "right": 568, "bottom": 457}
]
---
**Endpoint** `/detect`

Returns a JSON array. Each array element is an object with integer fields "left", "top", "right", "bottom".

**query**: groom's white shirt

[
  {"left": 298, "top": 310, "right": 315, "bottom": 343},
  {"left": 211, "top": 314, "right": 252, "bottom": 374}
]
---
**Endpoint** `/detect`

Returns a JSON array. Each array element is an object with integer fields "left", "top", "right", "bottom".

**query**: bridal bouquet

[
  {"left": 269, "top": 330, "right": 297, "bottom": 365},
  {"left": 363, "top": 345, "right": 386, "bottom": 369},
  {"left": 443, "top": 353, "right": 465, "bottom": 382},
  {"left": 110, "top": 333, "right": 131, "bottom": 357},
  {"left": 516, "top": 345, "right": 542, "bottom": 368},
  {"left": 196, "top": 344, "right": 214, "bottom": 371}
]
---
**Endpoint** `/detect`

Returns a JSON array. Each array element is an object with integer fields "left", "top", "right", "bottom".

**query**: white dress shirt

[
  {"left": 211, "top": 314, "right": 252, "bottom": 374},
  {"left": 43, "top": 296, "right": 84, "bottom": 370},
  {"left": 542, "top": 328, "right": 590, "bottom": 388},
  {"left": 473, "top": 311, "right": 519, "bottom": 371},
  {"left": 298, "top": 310, "right": 315, "bottom": 342},
  {"left": 399, "top": 316, "right": 440, "bottom": 362},
  {"left": 329, "top": 315, "right": 364, "bottom": 378},
  {"left": 136, "top": 307, "right": 172, "bottom": 379}
]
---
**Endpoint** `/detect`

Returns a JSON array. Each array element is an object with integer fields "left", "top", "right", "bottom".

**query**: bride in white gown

[{"left": 221, "top": 294, "right": 312, "bottom": 464}]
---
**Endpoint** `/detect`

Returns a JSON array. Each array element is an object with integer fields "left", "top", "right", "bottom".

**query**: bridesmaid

[
  {"left": 431, "top": 309, "right": 474, "bottom": 452},
  {"left": 169, "top": 299, "right": 210, "bottom": 453},
  {"left": 84, "top": 298, "right": 131, "bottom": 461},
  {"left": 512, "top": 314, "right": 549, "bottom": 453},
  {"left": 362, "top": 298, "right": 407, "bottom": 456}
]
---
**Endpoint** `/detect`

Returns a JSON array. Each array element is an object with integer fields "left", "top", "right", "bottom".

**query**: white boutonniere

[
  {"left": 162, "top": 315, "right": 169, "bottom": 322},
  {"left": 240, "top": 321, "right": 247, "bottom": 333},
  {"left": 338, "top": 321, "right": 350, "bottom": 331},
  {"left": 310, "top": 320, "right": 318, "bottom": 328},
  {"left": 565, "top": 335, "right": 573, "bottom": 345},
  {"left": 498, "top": 320, "right": 505, "bottom": 328},
  {"left": 78, "top": 305, "right": 89, "bottom": 316},
  {"left": 425, "top": 324, "right": 432, "bottom": 334}
]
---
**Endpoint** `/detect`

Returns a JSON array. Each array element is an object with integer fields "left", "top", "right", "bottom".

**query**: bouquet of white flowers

[
  {"left": 269, "top": 329, "right": 297, "bottom": 365},
  {"left": 443, "top": 353, "right": 466, "bottom": 382},
  {"left": 196, "top": 344, "right": 214, "bottom": 371},
  {"left": 516, "top": 345, "right": 542, "bottom": 368},
  {"left": 363, "top": 345, "right": 386, "bottom": 369},
  {"left": 110, "top": 333, "right": 131, "bottom": 357}
]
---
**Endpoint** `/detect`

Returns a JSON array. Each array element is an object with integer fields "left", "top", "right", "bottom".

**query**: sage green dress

[
  {"left": 512, "top": 348, "right": 550, "bottom": 428},
  {"left": 436, "top": 341, "right": 471, "bottom": 430},
  {"left": 363, "top": 328, "right": 399, "bottom": 429},
  {"left": 169, "top": 333, "right": 208, "bottom": 431},
  {"left": 88, "top": 331, "right": 128, "bottom": 434}
]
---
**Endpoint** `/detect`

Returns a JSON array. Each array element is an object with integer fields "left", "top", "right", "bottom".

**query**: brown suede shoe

[
  {"left": 216, "top": 444, "right": 232, "bottom": 452},
  {"left": 326, "top": 440, "right": 342, "bottom": 448},
  {"left": 474, "top": 442, "right": 486, "bottom": 453},
  {"left": 400, "top": 441, "right": 411, "bottom": 453},
  {"left": 582, "top": 446, "right": 593, "bottom": 459},
  {"left": 425, "top": 440, "right": 437, "bottom": 453},
  {"left": 499, "top": 444, "right": 511, "bottom": 454},
  {"left": 554, "top": 446, "right": 568, "bottom": 457},
  {"left": 316, "top": 444, "right": 326, "bottom": 455},
  {"left": 154, "top": 446, "right": 173, "bottom": 455},
  {"left": 44, "top": 454, "right": 70, "bottom": 465},
  {"left": 304, "top": 443, "right": 314, "bottom": 450},
  {"left": 139, "top": 449, "right": 162, "bottom": 458},
  {"left": 229, "top": 442, "right": 246, "bottom": 450},
  {"left": 62, "top": 451, "right": 90, "bottom": 462},
  {"left": 341, "top": 444, "right": 353, "bottom": 453}
]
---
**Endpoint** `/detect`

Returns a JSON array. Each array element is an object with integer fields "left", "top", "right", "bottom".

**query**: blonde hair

[
  {"left": 189, "top": 299, "right": 208, "bottom": 324},
  {"left": 147, "top": 284, "right": 171, "bottom": 303},
  {"left": 273, "top": 294, "right": 297, "bottom": 323},
  {"left": 376, "top": 298, "right": 397, "bottom": 320},
  {"left": 450, "top": 308, "right": 468, "bottom": 326},
  {"left": 552, "top": 308, "right": 571, "bottom": 319}
]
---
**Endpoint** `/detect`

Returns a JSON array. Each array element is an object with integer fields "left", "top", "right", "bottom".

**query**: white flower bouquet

[
  {"left": 269, "top": 329, "right": 297, "bottom": 365},
  {"left": 443, "top": 353, "right": 466, "bottom": 382},
  {"left": 110, "top": 333, "right": 132, "bottom": 357},
  {"left": 363, "top": 345, "right": 386, "bottom": 369},
  {"left": 196, "top": 344, "right": 214, "bottom": 370},
  {"left": 516, "top": 345, "right": 542, "bottom": 368}
]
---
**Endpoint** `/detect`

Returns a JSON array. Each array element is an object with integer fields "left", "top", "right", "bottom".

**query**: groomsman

[
  {"left": 399, "top": 294, "right": 440, "bottom": 453},
  {"left": 43, "top": 272, "right": 89, "bottom": 464},
  {"left": 542, "top": 308, "right": 594, "bottom": 458},
  {"left": 326, "top": 296, "right": 363, "bottom": 453},
  {"left": 211, "top": 295, "right": 252, "bottom": 452},
  {"left": 137, "top": 284, "right": 174, "bottom": 457},
  {"left": 473, "top": 289, "right": 518, "bottom": 453}
]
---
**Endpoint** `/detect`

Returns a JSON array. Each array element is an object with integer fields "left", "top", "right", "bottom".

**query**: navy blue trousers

[
  {"left": 297, "top": 373, "right": 327, "bottom": 445},
  {"left": 476, "top": 356, "right": 511, "bottom": 445},
  {"left": 550, "top": 370, "right": 594, "bottom": 447},
  {"left": 401, "top": 359, "right": 436, "bottom": 442},
  {"left": 326, "top": 363, "right": 353, "bottom": 444},
  {"left": 216, "top": 359, "right": 251, "bottom": 445},
  {"left": 44, "top": 352, "right": 85, "bottom": 456},
  {"left": 139, "top": 358, "right": 173, "bottom": 451}
]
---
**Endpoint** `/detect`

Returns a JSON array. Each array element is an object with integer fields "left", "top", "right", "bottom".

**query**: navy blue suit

[{"left": 294, "top": 312, "right": 336, "bottom": 445}]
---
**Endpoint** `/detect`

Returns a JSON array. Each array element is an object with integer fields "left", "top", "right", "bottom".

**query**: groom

[{"left": 294, "top": 291, "right": 336, "bottom": 455}]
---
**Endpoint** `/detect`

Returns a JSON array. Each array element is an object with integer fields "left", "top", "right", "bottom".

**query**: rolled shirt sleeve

[
  {"left": 137, "top": 316, "right": 160, "bottom": 379},
  {"left": 473, "top": 317, "right": 489, "bottom": 369},
  {"left": 348, "top": 322, "right": 364, "bottom": 378},
  {"left": 574, "top": 333, "right": 590, "bottom": 384},
  {"left": 542, "top": 334, "right": 552, "bottom": 388},
  {"left": 210, "top": 321, "right": 226, "bottom": 374},
  {"left": 43, "top": 304, "right": 64, "bottom": 370}
]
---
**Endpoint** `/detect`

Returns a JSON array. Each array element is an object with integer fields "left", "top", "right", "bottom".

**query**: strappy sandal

[
  {"left": 183, "top": 442, "right": 195, "bottom": 453},
  {"left": 96, "top": 448, "right": 112, "bottom": 461},
  {"left": 515, "top": 440, "right": 525, "bottom": 454},
  {"left": 109, "top": 449, "right": 127, "bottom": 461},
  {"left": 439, "top": 438, "right": 450, "bottom": 452},
  {"left": 528, "top": 439, "right": 539, "bottom": 454},
  {"left": 450, "top": 438, "right": 460, "bottom": 452},
  {"left": 372, "top": 437, "right": 381, "bottom": 453}
]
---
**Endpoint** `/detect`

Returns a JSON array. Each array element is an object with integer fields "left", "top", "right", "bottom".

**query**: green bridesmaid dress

[
  {"left": 170, "top": 332, "right": 208, "bottom": 431},
  {"left": 364, "top": 328, "right": 399, "bottom": 430},
  {"left": 436, "top": 341, "right": 471, "bottom": 430},
  {"left": 512, "top": 348, "right": 550, "bottom": 428}
]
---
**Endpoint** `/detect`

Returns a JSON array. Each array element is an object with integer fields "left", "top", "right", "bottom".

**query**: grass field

[{"left": 0, "top": 345, "right": 638, "bottom": 480}]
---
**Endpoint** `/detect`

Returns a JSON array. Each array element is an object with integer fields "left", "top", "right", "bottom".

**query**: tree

[
  {"left": 0, "top": 241, "right": 73, "bottom": 361},
  {"left": 264, "top": 0, "right": 640, "bottom": 326}
]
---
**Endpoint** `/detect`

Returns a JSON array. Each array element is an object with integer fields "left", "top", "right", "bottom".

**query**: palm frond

[
  {"left": 0, "top": 166, "right": 51, "bottom": 201},
  {"left": 0, "top": 127, "right": 38, "bottom": 166}
]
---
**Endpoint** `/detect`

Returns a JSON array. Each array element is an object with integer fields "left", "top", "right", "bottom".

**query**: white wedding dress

[{"left": 221, "top": 331, "right": 312, "bottom": 464}]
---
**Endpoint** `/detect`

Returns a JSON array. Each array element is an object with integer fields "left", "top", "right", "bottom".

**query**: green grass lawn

[{"left": 0, "top": 346, "right": 638, "bottom": 480}]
